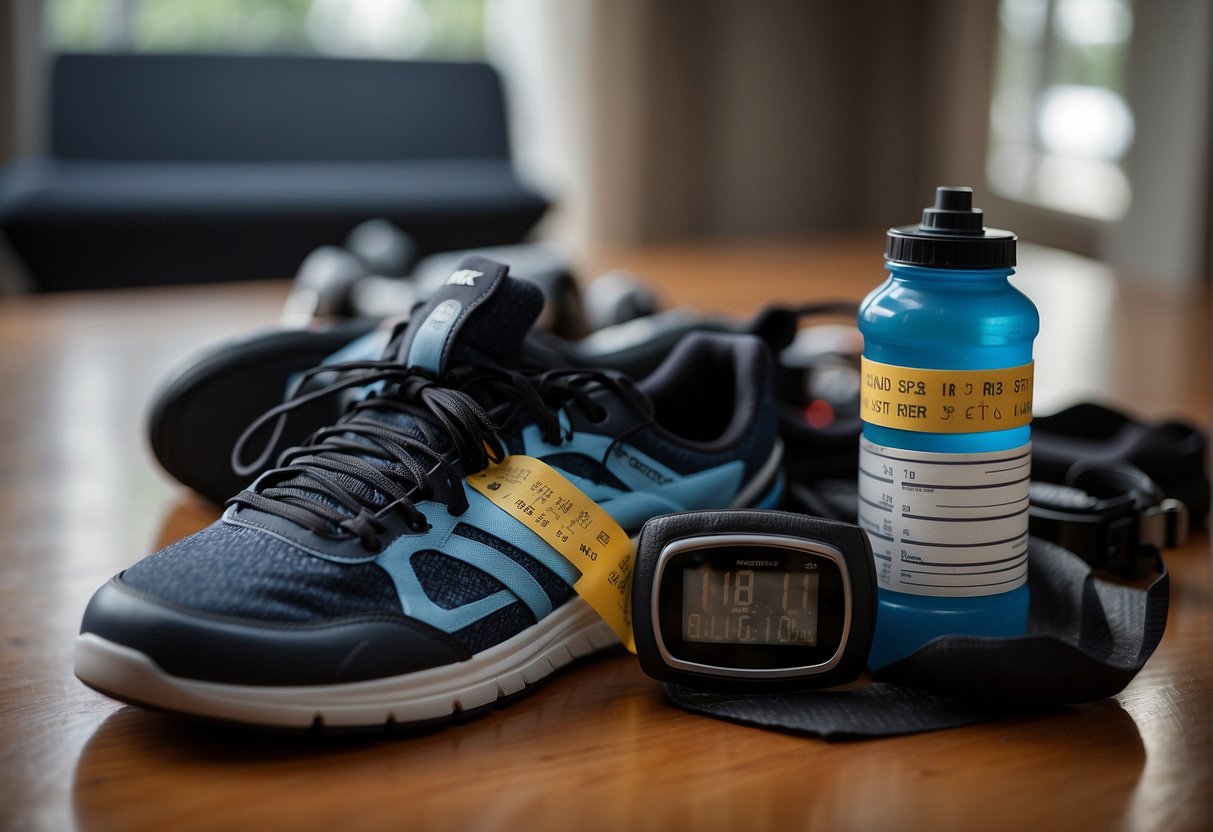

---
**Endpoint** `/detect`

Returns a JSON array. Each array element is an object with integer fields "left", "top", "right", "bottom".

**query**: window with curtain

[
  {"left": 987, "top": 0, "right": 1134, "bottom": 221},
  {"left": 44, "top": 0, "right": 487, "bottom": 59}
]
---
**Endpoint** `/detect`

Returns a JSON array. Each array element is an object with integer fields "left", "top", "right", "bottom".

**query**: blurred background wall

[
  {"left": 1, "top": 0, "right": 1208, "bottom": 289},
  {"left": 497, "top": 0, "right": 1002, "bottom": 244}
]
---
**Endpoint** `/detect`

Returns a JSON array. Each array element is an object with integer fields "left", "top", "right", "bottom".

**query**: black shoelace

[{"left": 228, "top": 358, "right": 653, "bottom": 551}]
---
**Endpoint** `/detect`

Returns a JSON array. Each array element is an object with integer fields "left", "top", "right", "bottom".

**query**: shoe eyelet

[{"left": 362, "top": 537, "right": 383, "bottom": 553}]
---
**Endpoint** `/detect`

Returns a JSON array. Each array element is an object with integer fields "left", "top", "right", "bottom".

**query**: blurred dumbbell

[
  {"left": 280, "top": 246, "right": 369, "bottom": 327},
  {"left": 344, "top": 219, "right": 424, "bottom": 318},
  {"left": 281, "top": 222, "right": 663, "bottom": 339},
  {"left": 582, "top": 269, "right": 661, "bottom": 332},
  {"left": 281, "top": 220, "right": 420, "bottom": 327},
  {"left": 346, "top": 218, "right": 418, "bottom": 278}
]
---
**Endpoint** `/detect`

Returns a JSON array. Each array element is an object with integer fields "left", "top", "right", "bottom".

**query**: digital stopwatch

[{"left": 632, "top": 510, "right": 877, "bottom": 690}]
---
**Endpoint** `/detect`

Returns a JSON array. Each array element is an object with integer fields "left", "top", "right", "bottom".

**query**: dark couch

[{"left": 0, "top": 53, "right": 549, "bottom": 291}]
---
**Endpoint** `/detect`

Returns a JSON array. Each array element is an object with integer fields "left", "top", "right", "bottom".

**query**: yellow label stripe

[
  {"left": 468, "top": 455, "right": 636, "bottom": 652},
  {"left": 860, "top": 358, "right": 1034, "bottom": 433}
]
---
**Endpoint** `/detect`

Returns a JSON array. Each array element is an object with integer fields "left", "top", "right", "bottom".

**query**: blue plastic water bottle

[{"left": 858, "top": 186, "right": 1039, "bottom": 670}]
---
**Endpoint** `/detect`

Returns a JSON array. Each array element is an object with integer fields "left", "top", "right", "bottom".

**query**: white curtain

[{"left": 485, "top": 0, "right": 1001, "bottom": 250}]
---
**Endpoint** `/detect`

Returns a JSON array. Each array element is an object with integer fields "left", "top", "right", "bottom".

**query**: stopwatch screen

[
  {"left": 655, "top": 542, "right": 848, "bottom": 671},
  {"left": 681, "top": 566, "right": 820, "bottom": 646}
]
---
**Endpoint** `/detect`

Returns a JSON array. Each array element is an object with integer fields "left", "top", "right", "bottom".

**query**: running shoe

[
  {"left": 75, "top": 257, "right": 784, "bottom": 729},
  {"left": 146, "top": 296, "right": 830, "bottom": 505}
]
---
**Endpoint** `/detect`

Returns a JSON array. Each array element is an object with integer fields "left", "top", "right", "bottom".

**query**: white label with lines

[{"left": 858, "top": 438, "right": 1031, "bottom": 597}]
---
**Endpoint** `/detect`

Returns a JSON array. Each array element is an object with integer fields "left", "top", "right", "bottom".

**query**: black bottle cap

[{"left": 885, "top": 186, "right": 1016, "bottom": 269}]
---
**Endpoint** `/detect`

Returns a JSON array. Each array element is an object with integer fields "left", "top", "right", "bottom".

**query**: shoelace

[{"left": 228, "top": 358, "right": 654, "bottom": 551}]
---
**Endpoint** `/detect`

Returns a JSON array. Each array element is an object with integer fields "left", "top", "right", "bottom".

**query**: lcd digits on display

[
  {"left": 651, "top": 539, "right": 852, "bottom": 676},
  {"left": 631, "top": 512, "right": 877, "bottom": 690},
  {"left": 681, "top": 565, "right": 820, "bottom": 646}
]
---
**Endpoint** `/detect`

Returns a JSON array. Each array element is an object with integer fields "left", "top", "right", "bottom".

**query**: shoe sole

[{"left": 75, "top": 598, "right": 618, "bottom": 730}]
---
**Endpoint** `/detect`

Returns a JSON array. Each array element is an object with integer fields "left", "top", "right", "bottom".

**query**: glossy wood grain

[{"left": 1, "top": 237, "right": 1209, "bottom": 832}]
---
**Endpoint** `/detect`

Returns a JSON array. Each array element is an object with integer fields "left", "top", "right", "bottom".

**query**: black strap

[
  {"left": 664, "top": 538, "right": 1168, "bottom": 739},
  {"left": 1032, "top": 403, "right": 1209, "bottom": 527},
  {"left": 666, "top": 683, "right": 1006, "bottom": 740}
]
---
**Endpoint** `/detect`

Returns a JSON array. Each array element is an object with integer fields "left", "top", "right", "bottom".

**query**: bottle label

[
  {"left": 858, "top": 438, "right": 1030, "bottom": 597},
  {"left": 860, "top": 358, "right": 1033, "bottom": 433}
]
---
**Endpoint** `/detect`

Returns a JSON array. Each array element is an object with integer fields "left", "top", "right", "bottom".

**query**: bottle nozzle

[
  {"left": 919, "top": 185, "right": 983, "bottom": 234},
  {"left": 934, "top": 186, "right": 973, "bottom": 212}
]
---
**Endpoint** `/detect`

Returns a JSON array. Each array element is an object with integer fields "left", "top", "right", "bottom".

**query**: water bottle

[{"left": 858, "top": 186, "right": 1039, "bottom": 670}]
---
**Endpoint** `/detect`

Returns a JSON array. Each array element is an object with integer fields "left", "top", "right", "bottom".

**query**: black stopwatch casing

[{"left": 632, "top": 510, "right": 877, "bottom": 692}]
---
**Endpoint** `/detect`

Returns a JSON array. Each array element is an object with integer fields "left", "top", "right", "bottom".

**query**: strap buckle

[
  {"left": 1140, "top": 498, "right": 1189, "bottom": 550},
  {"left": 1031, "top": 461, "right": 1189, "bottom": 579}
]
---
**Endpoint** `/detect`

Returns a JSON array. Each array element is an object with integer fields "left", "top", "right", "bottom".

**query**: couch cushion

[{"left": 0, "top": 158, "right": 549, "bottom": 291}]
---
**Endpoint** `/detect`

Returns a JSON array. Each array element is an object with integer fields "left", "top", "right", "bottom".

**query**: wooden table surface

[{"left": 1, "top": 233, "right": 1209, "bottom": 832}]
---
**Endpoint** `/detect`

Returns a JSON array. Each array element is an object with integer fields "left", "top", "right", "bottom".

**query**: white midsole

[{"left": 74, "top": 598, "right": 618, "bottom": 728}]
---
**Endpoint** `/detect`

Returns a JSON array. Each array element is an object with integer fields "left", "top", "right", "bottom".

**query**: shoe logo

[
  {"left": 446, "top": 269, "right": 483, "bottom": 287},
  {"left": 612, "top": 447, "right": 673, "bottom": 486},
  {"left": 430, "top": 299, "right": 461, "bottom": 324}
]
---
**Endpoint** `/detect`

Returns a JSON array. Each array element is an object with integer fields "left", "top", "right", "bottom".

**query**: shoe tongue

[
  {"left": 267, "top": 256, "right": 542, "bottom": 528},
  {"left": 394, "top": 255, "right": 544, "bottom": 373}
]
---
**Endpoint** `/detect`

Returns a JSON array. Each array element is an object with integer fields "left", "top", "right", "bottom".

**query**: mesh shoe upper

[{"left": 118, "top": 522, "right": 401, "bottom": 623}]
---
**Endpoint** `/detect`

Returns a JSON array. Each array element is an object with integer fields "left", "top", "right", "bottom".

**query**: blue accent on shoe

[
  {"left": 518, "top": 421, "right": 746, "bottom": 529},
  {"left": 406, "top": 299, "right": 463, "bottom": 372},
  {"left": 375, "top": 491, "right": 573, "bottom": 633}
]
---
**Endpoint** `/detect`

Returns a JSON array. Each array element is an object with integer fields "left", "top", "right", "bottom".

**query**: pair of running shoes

[{"left": 76, "top": 257, "right": 818, "bottom": 730}]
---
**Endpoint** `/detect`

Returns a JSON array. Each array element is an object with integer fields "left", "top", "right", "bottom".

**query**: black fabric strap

[
  {"left": 664, "top": 538, "right": 1168, "bottom": 739},
  {"left": 666, "top": 683, "right": 1006, "bottom": 739}
]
